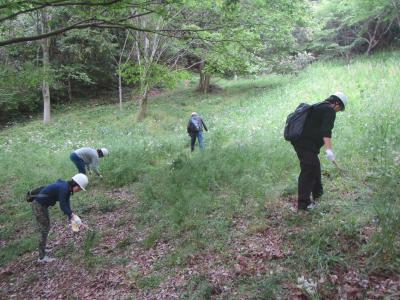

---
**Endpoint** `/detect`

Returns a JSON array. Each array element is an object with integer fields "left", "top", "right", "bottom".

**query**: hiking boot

[{"left": 37, "top": 256, "right": 56, "bottom": 263}]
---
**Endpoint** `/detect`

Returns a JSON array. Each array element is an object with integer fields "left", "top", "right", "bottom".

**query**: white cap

[
  {"left": 332, "top": 91, "right": 348, "bottom": 110},
  {"left": 191, "top": 112, "right": 198, "bottom": 116},
  {"left": 72, "top": 173, "right": 88, "bottom": 191},
  {"left": 100, "top": 148, "right": 108, "bottom": 157}
]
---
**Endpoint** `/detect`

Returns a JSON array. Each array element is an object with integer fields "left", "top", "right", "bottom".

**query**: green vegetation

[{"left": 0, "top": 51, "right": 399, "bottom": 297}]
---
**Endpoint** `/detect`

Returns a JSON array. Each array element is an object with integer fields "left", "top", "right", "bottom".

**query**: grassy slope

[{"left": 0, "top": 51, "right": 399, "bottom": 298}]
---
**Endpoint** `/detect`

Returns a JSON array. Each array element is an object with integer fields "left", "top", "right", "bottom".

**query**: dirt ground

[{"left": 1, "top": 190, "right": 399, "bottom": 299}]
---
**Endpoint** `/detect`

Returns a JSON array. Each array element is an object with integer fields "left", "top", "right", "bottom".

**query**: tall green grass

[{"left": 0, "top": 51, "right": 399, "bottom": 283}]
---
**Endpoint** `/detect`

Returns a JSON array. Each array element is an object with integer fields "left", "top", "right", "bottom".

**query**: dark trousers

[
  {"left": 294, "top": 146, "right": 323, "bottom": 209},
  {"left": 70, "top": 152, "right": 86, "bottom": 174}
]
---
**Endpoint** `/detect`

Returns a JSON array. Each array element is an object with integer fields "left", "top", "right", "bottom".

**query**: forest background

[{"left": 0, "top": 0, "right": 399, "bottom": 299}]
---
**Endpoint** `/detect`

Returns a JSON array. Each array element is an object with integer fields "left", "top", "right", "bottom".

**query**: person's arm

[
  {"left": 90, "top": 156, "right": 101, "bottom": 176},
  {"left": 202, "top": 119, "right": 208, "bottom": 132},
  {"left": 323, "top": 137, "right": 332, "bottom": 151},
  {"left": 321, "top": 109, "right": 336, "bottom": 161},
  {"left": 58, "top": 188, "right": 73, "bottom": 220}
]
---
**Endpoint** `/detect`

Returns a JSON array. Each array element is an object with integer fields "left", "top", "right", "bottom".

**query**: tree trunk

[
  {"left": 118, "top": 71, "right": 123, "bottom": 110},
  {"left": 199, "top": 72, "right": 211, "bottom": 94},
  {"left": 67, "top": 78, "right": 72, "bottom": 102},
  {"left": 197, "top": 61, "right": 211, "bottom": 94},
  {"left": 41, "top": 9, "right": 51, "bottom": 124},
  {"left": 137, "top": 83, "right": 148, "bottom": 121}
]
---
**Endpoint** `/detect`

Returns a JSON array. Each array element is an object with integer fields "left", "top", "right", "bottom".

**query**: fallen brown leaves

[{"left": 1, "top": 190, "right": 399, "bottom": 299}]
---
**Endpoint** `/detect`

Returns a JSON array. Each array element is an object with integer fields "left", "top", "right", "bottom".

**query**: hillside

[{"left": 0, "top": 51, "right": 399, "bottom": 299}]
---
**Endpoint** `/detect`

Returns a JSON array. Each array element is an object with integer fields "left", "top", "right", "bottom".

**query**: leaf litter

[{"left": 0, "top": 189, "right": 399, "bottom": 299}]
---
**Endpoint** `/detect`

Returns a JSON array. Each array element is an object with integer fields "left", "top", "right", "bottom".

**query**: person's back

[
  {"left": 75, "top": 147, "right": 98, "bottom": 164},
  {"left": 37, "top": 179, "right": 69, "bottom": 208},
  {"left": 292, "top": 102, "right": 336, "bottom": 154},
  {"left": 187, "top": 112, "right": 208, "bottom": 151},
  {"left": 70, "top": 147, "right": 108, "bottom": 177}
]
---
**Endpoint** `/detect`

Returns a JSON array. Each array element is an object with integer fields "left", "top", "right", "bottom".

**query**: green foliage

[
  {"left": 365, "top": 162, "right": 400, "bottom": 272},
  {"left": 193, "top": 1, "right": 306, "bottom": 72},
  {"left": 0, "top": 62, "right": 46, "bottom": 121},
  {"left": 83, "top": 230, "right": 100, "bottom": 257},
  {"left": 184, "top": 275, "right": 214, "bottom": 299},
  {"left": 0, "top": 51, "right": 399, "bottom": 295},
  {"left": 120, "top": 62, "right": 189, "bottom": 91},
  {"left": 127, "top": 269, "right": 162, "bottom": 290},
  {"left": 0, "top": 235, "right": 37, "bottom": 267},
  {"left": 367, "top": 196, "right": 400, "bottom": 272},
  {"left": 116, "top": 236, "right": 132, "bottom": 249},
  {"left": 142, "top": 224, "right": 162, "bottom": 250},
  {"left": 310, "top": 0, "right": 400, "bottom": 56},
  {"left": 55, "top": 29, "right": 117, "bottom": 93}
]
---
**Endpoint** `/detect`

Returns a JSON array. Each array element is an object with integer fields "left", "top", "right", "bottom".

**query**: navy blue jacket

[{"left": 36, "top": 179, "right": 73, "bottom": 219}]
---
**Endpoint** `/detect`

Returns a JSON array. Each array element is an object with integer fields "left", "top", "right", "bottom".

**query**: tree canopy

[{"left": 0, "top": 0, "right": 398, "bottom": 122}]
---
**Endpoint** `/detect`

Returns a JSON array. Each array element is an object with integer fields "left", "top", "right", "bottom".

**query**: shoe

[
  {"left": 307, "top": 203, "right": 316, "bottom": 210},
  {"left": 298, "top": 202, "right": 310, "bottom": 211},
  {"left": 37, "top": 256, "right": 56, "bottom": 263}
]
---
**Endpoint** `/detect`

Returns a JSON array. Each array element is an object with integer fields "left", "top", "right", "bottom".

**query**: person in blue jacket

[{"left": 31, "top": 173, "right": 88, "bottom": 263}]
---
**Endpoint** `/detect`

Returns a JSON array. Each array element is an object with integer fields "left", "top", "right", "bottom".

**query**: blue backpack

[{"left": 284, "top": 103, "right": 313, "bottom": 142}]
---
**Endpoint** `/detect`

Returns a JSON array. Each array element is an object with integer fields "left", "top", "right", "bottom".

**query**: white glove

[
  {"left": 99, "top": 174, "right": 103, "bottom": 179},
  {"left": 72, "top": 214, "right": 82, "bottom": 225},
  {"left": 325, "top": 149, "right": 336, "bottom": 162},
  {"left": 71, "top": 214, "right": 82, "bottom": 232}
]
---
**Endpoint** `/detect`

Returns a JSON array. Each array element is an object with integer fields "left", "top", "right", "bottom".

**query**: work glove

[
  {"left": 71, "top": 214, "right": 82, "bottom": 232},
  {"left": 72, "top": 214, "right": 82, "bottom": 225},
  {"left": 325, "top": 149, "right": 336, "bottom": 162},
  {"left": 99, "top": 174, "right": 103, "bottom": 179}
]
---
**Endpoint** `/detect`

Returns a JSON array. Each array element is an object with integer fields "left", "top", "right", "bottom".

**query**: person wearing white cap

[
  {"left": 70, "top": 147, "right": 108, "bottom": 178},
  {"left": 187, "top": 112, "right": 208, "bottom": 151},
  {"left": 30, "top": 173, "right": 89, "bottom": 263},
  {"left": 291, "top": 92, "right": 347, "bottom": 211}
]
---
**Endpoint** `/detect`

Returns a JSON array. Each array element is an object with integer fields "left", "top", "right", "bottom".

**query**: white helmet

[
  {"left": 191, "top": 112, "right": 198, "bottom": 116},
  {"left": 72, "top": 173, "right": 88, "bottom": 191},
  {"left": 332, "top": 91, "right": 348, "bottom": 110},
  {"left": 100, "top": 148, "right": 109, "bottom": 157}
]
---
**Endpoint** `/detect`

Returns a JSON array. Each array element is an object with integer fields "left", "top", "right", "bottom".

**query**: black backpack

[
  {"left": 26, "top": 186, "right": 46, "bottom": 202},
  {"left": 284, "top": 103, "right": 313, "bottom": 142}
]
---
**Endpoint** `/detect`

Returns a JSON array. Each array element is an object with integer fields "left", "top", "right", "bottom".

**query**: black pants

[{"left": 294, "top": 146, "right": 323, "bottom": 209}]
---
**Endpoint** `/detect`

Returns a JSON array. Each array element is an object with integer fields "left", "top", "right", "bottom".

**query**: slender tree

[{"left": 40, "top": 8, "right": 51, "bottom": 124}]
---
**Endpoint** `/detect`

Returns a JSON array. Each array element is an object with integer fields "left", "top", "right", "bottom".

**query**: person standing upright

[
  {"left": 291, "top": 92, "right": 348, "bottom": 211},
  {"left": 70, "top": 147, "right": 108, "bottom": 178},
  {"left": 187, "top": 112, "right": 208, "bottom": 152}
]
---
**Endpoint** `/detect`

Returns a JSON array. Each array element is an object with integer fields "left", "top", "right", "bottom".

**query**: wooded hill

[
  {"left": 0, "top": 0, "right": 399, "bottom": 123},
  {"left": 0, "top": 50, "right": 399, "bottom": 298}
]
